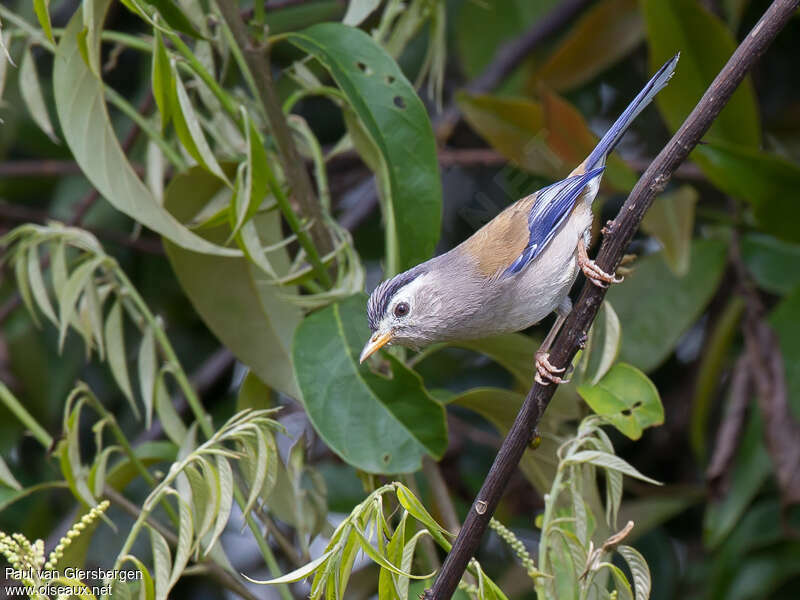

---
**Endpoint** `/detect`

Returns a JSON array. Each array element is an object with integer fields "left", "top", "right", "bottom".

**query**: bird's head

[{"left": 360, "top": 264, "right": 442, "bottom": 363}]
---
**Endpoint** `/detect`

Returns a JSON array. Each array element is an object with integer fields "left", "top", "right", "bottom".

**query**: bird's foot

[
  {"left": 578, "top": 254, "right": 624, "bottom": 288},
  {"left": 535, "top": 351, "right": 569, "bottom": 386}
]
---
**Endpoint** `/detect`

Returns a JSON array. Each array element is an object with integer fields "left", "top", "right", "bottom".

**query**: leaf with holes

[
  {"left": 53, "top": 1, "right": 237, "bottom": 256},
  {"left": 578, "top": 363, "right": 663, "bottom": 440},
  {"left": 287, "top": 23, "right": 441, "bottom": 275},
  {"left": 293, "top": 294, "right": 447, "bottom": 474}
]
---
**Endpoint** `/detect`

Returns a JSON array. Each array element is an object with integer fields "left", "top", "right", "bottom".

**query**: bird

[{"left": 360, "top": 55, "right": 679, "bottom": 385}]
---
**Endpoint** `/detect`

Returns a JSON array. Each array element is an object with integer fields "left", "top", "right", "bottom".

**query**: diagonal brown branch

[{"left": 423, "top": 0, "right": 800, "bottom": 597}]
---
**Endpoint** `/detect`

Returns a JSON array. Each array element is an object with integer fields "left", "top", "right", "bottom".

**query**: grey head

[{"left": 359, "top": 251, "right": 487, "bottom": 362}]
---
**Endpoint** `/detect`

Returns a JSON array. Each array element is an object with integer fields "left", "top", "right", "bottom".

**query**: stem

[
  {"left": 216, "top": 0, "right": 335, "bottom": 265},
  {"left": 0, "top": 382, "right": 53, "bottom": 448},
  {"left": 423, "top": 1, "right": 800, "bottom": 597}
]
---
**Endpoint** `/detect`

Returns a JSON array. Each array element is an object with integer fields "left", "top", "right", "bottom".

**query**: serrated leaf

[
  {"left": 170, "top": 61, "right": 228, "bottom": 183},
  {"left": 167, "top": 491, "right": 194, "bottom": 591},
  {"left": 534, "top": 0, "right": 644, "bottom": 92},
  {"left": 641, "top": 185, "right": 697, "bottom": 276},
  {"left": 618, "top": 545, "right": 652, "bottom": 600},
  {"left": 287, "top": 23, "right": 441, "bottom": 275},
  {"left": 244, "top": 549, "right": 336, "bottom": 584},
  {"left": 105, "top": 299, "right": 138, "bottom": 417},
  {"left": 154, "top": 370, "right": 187, "bottom": 445},
  {"left": 565, "top": 451, "right": 661, "bottom": 486},
  {"left": 149, "top": 526, "right": 172, "bottom": 600},
  {"left": 293, "top": 295, "right": 447, "bottom": 473},
  {"left": 57, "top": 256, "right": 103, "bottom": 352},
  {"left": 20, "top": 44, "right": 58, "bottom": 142},
  {"left": 578, "top": 363, "right": 663, "bottom": 440},
  {"left": 53, "top": 2, "right": 238, "bottom": 256},
  {"left": 205, "top": 455, "right": 233, "bottom": 556},
  {"left": 138, "top": 326, "right": 157, "bottom": 430}
]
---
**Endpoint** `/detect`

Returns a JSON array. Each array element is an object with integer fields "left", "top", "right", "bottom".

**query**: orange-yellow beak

[{"left": 359, "top": 331, "right": 394, "bottom": 363}]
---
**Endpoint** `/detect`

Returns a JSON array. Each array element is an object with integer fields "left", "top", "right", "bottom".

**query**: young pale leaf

[
  {"left": 105, "top": 299, "right": 138, "bottom": 416},
  {"left": 149, "top": 526, "right": 172, "bottom": 600},
  {"left": 578, "top": 363, "right": 664, "bottom": 440},
  {"left": 244, "top": 549, "right": 336, "bottom": 584},
  {"left": 184, "top": 464, "right": 212, "bottom": 544},
  {"left": 20, "top": 45, "right": 59, "bottom": 142},
  {"left": 54, "top": 3, "right": 238, "bottom": 256},
  {"left": 57, "top": 256, "right": 104, "bottom": 352},
  {"left": 83, "top": 279, "right": 106, "bottom": 361},
  {"left": 88, "top": 445, "right": 121, "bottom": 498},
  {"left": 606, "top": 467, "right": 623, "bottom": 529},
  {"left": 343, "top": 0, "right": 381, "bottom": 25},
  {"left": 119, "top": 555, "right": 155, "bottom": 600},
  {"left": 170, "top": 62, "right": 228, "bottom": 183},
  {"left": 0, "top": 455, "right": 21, "bottom": 490},
  {"left": 27, "top": 242, "right": 57, "bottom": 326},
  {"left": 352, "top": 525, "right": 432, "bottom": 579},
  {"left": 204, "top": 456, "right": 233, "bottom": 556},
  {"left": 167, "top": 491, "right": 194, "bottom": 592},
  {"left": 14, "top": 248, "right": 38, "bottom": 328},
  {"left": 398, "top": 530, "right": 430, "bottom": 600},
  {"left": 603, "top": 562, "right": 634, "bottom": 600},
  {"left": 293, "top": 295, "right": 447, "bottom": 473},
  {"left": 378, "top": 512, "right": 407, "bottom": 600},
  {"left": 138, "top": 326, "right": 157, "bottom": 429},
  {"left": 154, "top": 370, "right": 187, "bottom": 445},
  {"left": 288, "top": 23, "right": 442, "bottom": 275},
  {"left": 617, "top": 545, "right": 652, "bottom": 600},
  {"left": 241, "top": 428, "right": 268, "bottom": 518},
  {"left": 565, "top": 451, "right": 661, "bottom": 486},
  {"left": 642, "top": 185, "right": 697, "bottom": 276},
  {"left": 395, "top": 484, "right": 450, "bottom": 542}
]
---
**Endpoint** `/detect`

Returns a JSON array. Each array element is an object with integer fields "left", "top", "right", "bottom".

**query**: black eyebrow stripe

[{"left": 367, "top": 266, "right": 427, "bottom": 331}]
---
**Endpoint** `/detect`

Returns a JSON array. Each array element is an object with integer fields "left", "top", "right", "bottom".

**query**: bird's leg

[
  {"left": 535, "top": 298, "right": 571, "bottom": 386},
  {"left": 577, "top": 237, "right": 623, "bottom": 288}
]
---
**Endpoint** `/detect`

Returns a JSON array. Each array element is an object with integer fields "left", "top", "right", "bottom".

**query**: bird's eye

[{"left": 393, "top": 302, "right": 410, "bottom": 318}]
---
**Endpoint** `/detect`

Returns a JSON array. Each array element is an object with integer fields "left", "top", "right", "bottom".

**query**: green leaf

[
  {"left": 578, "top": 363, "right": 664, "bottom": 440},
  {"left": 694, "top": 142, "right": 800, "bottom": 243},
  {"left": 154, "top": 370, "right": 187, "bottom": 445},
  {"left": 449, "top": 332, "right": 538, "bottom": 388},
  {"left": 53, "top": 1, "right": 238, "bottom": 256},
  {"left": 163, "top": 168, "right": 302, "bottom": 398},
  {"left": 118, "top": 555, "right": 155, "bottom": 600},
  {"left": 703, "top": 412, "right": 771, "bottom": 548},
  {"left": 617, "top": 545, "right": 652, "bottom": 600},
  {"left": 244, "top": 549, "right": 336, "bottom": 585},
  {"left": 352, "top": 525, "right": 432, "bottom": 579},
  {"left": 534, "top": 0, "right": 644, "bottom": 92},
  {"left": 287, "top": 23, "right": 442, "bottom": 275},
  {"left": 0, "top": 481, "right": 69, "bottom": 513},
  {"left": 770, "top": 287, "right": 800, "bottom": 416},
  {"left": 740, "top": 233, "right": 800, "bottom": 296},
  {"left": 149, "top": 526, "right": 172, "bottom": 600},
  {"left": 564, "top": 450, "right": 661, "bottom": 485},
  {"left": 641, "top": 185, "right": 697, "bottom": 276},
  {"left": 0, "top": 455, "right": 21, "bottom": 490},
  {"left": 57, "top": 256, "right": 104, "bottom": 352},
  {"left": 581, "top": 301, "right": 622, "bottom": 386},
  {"left": 293, "top": 295, "right": 447, "bottom": 473},
  {"left": 138, "top": 325, "right": 157, "bottom": 430},
  {"left": 151, "top": 28, "right": 172, "bottom": 130},
  {"left": 205, "top": 456, "right": 233, "bottom": 556},
  {"left": 33, "top": 0, "right": 55, "bottom": 44},
  {"left": 20, "top": 44, "right": 58, "bottom": 142},
  {"left": 104, "top": 299, "right": 138, "bottom": 416},
  {"left": 451, "top": 387, "right": 560, "bottom": 493},
  {"left": 395, "top": 483, "right": 450, "bottom": 541},
  {"left": 237, "top": 371, "right": 273, "bottom": 412},
  {"left": 167, "top": 492, "right": 194, "bottom": 591},
  {"left": 142, "top": 0, "right": 204, "bottom": 39},
  {"left": 642, "top": 0, "right": 760, "bottom": 147},
  {"left": 170, "top": 62, "right": 228, "bottom": 183},
  {"left": 607, "top": 239, "right": 727, "bottom": 372}
]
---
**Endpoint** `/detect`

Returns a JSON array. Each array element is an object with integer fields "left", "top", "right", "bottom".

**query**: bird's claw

[
  {"left": 535, "top": 351, "right": 569, "bottom": 386},
  {"left": 579, "top": 256, "right": 623, "bottom": 289}
]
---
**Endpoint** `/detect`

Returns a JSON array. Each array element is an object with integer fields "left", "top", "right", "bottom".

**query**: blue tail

[{"left": 584, "top": 54, "right": 679, "bottom": 171}]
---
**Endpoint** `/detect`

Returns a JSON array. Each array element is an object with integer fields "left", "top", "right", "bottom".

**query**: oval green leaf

[
  {"left": 292, "top": 294, "right": 447, "bottom": 474},
  {"left": 287, "top": 23, "right": 442, "bottom": 275}
]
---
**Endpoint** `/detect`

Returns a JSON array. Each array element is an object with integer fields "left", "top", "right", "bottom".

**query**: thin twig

[{"left": 424, "top": 1, "right": 800, "bottom": 597}]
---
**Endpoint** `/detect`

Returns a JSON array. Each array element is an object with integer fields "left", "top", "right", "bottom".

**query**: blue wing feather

[{"left": 505, "top": 167, "right": 605, "bottom": 276}]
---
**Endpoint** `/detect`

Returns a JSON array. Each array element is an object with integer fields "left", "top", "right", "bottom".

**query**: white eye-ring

[{"left": 393, "top": 301, "right": 410, "bottom": 318}]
